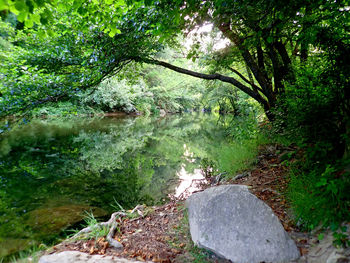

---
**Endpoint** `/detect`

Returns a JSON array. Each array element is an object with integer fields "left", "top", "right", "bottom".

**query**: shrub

[
  {"left": 81, "top": 78, "right": 149, "bottom": 113},
  {"left": 288, "top": 161, "right": 350, "bottom": 231},
  {"left": 275, "top": 56, "right": 350, "bottom": 239}
]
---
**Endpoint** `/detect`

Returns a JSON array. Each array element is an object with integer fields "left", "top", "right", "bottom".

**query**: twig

[
  {"left": 214, "top": 172, "right": 227, "bottom": 184},
  {"left": 233, "top": 171, "right": 251, "bottom": 181},
  {"left": 261, "top": 188, "right": 282, "bottom": 196},
  {"left": 131, "top": 204, "right": 144, "bottom": 217},
  {"left": 262, "top": 178, "right": 279, "bottom": 185},
  {"left": 106, "top": 220, "right": 123, "bottom": 249}
]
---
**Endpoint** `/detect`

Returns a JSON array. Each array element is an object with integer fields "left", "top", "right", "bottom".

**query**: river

[{"left": 0, "top": 113, "right": 255, "bottom": 259}]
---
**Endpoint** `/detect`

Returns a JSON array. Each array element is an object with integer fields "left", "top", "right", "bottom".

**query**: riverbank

[
  {"left": 20, "top": 144, "right": 350, "bottom": 263},
  {"left": 33, "top": 144, "right": 302, "bottom": 262}
]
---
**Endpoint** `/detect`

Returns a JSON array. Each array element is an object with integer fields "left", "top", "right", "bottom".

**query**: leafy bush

[
  {"left": 288, "top": 161, "right": 350, "bottom": 232},
  {"left": 275, "top": 61, "right": 347, "bottom": 157},
  {"left": 81, "top": 78, "right": 149, "bottom": 113},
  {"left": 31, "top": 101, "right": 101, "bottom": 118},
  {"left": 274, "top": 55, "right": 350, "bottom": 237}
]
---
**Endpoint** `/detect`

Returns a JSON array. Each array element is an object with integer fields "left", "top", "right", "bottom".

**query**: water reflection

[
  {"left": 174, "top": 165, "right": 206, "bottom": 199},
  {"left": 0, "top": 113, "right": 231, "bottom": 259},
  {"left": 174, "top": 144, "right": 207, "bottom": 199}
]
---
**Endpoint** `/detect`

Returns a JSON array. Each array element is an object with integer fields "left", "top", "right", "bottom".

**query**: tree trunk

[{"left": 137, "top": 57, "right": 276, "bottom": 121}]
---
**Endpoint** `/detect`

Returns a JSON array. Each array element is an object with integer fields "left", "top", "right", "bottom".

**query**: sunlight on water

[
  {"left": 174, "top": 165, "right": 206, "bottom": 199},
  {"left": 174, "top": 144, "right": 207, "bottom": 199}
]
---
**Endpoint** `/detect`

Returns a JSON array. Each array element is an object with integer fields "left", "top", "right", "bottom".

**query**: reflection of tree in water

[{"left": 0, "top": 113, "right": 238, "bottom": 258}]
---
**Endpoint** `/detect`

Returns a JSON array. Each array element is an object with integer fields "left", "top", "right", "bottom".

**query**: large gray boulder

[
  {"left": 186, "top": 185, "right": 300, "bottom": 263},
  {"left": 39, "top": 251, "right": 150, "bottom": 263}
]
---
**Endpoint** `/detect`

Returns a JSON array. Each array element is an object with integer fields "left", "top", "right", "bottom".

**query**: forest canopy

[{"left": 1, "top": 0, "right": 348, "bottom": 118}]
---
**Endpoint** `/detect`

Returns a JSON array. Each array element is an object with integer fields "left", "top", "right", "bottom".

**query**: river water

[{"left": 0, "top": 113, "right": 241, "bottom": 259}]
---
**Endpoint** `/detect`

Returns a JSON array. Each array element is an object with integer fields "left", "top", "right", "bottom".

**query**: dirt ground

[{"left": 51, "top": 144, "right": 309, "bottom": 262}]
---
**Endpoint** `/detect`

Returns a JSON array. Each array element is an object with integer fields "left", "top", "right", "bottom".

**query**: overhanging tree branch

[
  {"left": 226, "top": 66, "right": 265, "bottom": 94},
  {"left": 137, "top": 57, "right": 269, "bottom": 109}
]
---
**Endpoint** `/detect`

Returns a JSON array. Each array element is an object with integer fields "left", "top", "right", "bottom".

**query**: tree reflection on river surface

[{"left": 1, "top": 113, "right": 240, "bottom": 258}]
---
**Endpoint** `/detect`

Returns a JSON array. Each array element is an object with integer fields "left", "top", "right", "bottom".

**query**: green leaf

[
  {"left": 47, "top": 29, "right": 54, "bottom": 37},
  {"left": 9, "top": 2, "right": 20, "bottom": 14},
  {"left": 0, "top": 0, "right": 9, "bottom": 11},
  {"left": 37, "top": 29, "right": 46, "bottom": 39},
  {"left": 73, "top": 0, "right": 83, "bottom": 9},
  {"left": 31, "top": 13, "right": 41, "bottom": 24},
  {"left": 315, "top": 178, "right": 327, "bottom": 187},
  {"left": 318, "top": 233, "right": 324, "bottom": 240},
  {"left": 108, "top": 27, "right": 121, "bottom": 37},
  {"left": 17, "top": 10, "right": 28, "bottom": 22},
  {"left": 15, "top": 0, "right": 26, "bottom": 11},
  {"left": 114, "top": 0, "right": 125, "bottom": 8},
  {"left": 24, "top": 17, "right": 34, "bottom": 28}
]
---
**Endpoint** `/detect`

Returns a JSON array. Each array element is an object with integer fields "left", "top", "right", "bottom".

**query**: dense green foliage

[
  {"left": 1, "top": 0, "right": 349, "bottom": 250},
  {"left": 275, "top": 55, "right": 350, "bottom": 238}
]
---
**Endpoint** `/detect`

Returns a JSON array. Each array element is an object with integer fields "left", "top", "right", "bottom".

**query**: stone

[
  {"left": 326, "top": 251, "right": 350, "bottom": 263},
  {"left": 186, "top": 184, "right": 300, "bottom": 263},
  {"left": 305, "top": 225, "right": 350, "bottom": 263},
  {"left": 38, "top": 251, "right": 150, "bottom": 263}
]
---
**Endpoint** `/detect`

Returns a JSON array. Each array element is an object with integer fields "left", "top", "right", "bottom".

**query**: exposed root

[{"left": 69, "top": 211, "right": 126, "bottom": 249}]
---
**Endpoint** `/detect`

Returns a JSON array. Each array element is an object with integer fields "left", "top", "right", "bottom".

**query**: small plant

[
  {"left": 83, "top": 211, "right": 110, "bottom": 240},
  {"left": 110, "top": 197, "right": 125, "bottom": 212},
  {"left": 200, "top": 158, "right": 216, "bottom": 179},
  {"left": 5, "top": 244, "right": 47, "bottom": 263},
  {"left": 69, "top": 211, "right": 110, "bottom": 241},
  {"left": 333, "top": 228, "right": 350, "bottom": 247},
  {"left": 288, "top": 159, "right": 350, "bottom": 245}
]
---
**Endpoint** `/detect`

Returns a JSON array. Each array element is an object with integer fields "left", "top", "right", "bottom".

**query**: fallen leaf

[
  {"left": 300, "top": 247, "right": 308, "bottom": 255},
  {"left": 136, "top": 256, "right": 145, "bottom": 261},
  {"left": 89, "top": 245, "right": 95, "bottom": 255}
]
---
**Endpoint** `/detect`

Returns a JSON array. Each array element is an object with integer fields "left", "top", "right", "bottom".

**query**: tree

[
  {"left": 139, "top": 0, "right": 349, "bottom": 120},
  {"left": 1, "top": 0, "right": 349, "bottom": 121}
]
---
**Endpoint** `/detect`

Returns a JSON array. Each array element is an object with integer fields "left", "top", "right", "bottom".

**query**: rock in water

[{"left": 186, "top": 185, "right": 300, "bottom": 263}]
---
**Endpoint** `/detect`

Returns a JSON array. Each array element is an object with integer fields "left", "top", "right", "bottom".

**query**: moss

[{"left": 25, "top": 205, "right": 107, "bottom": 235}]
